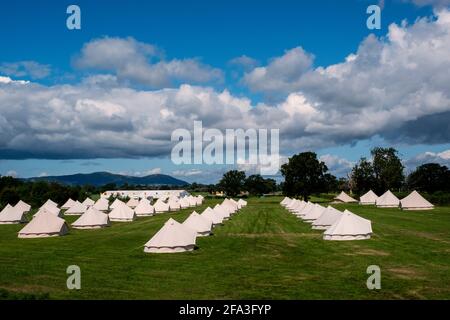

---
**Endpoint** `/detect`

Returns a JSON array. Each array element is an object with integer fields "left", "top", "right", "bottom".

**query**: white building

[{"left": 100, "top": 190, "right": 189, "bottom": 200}]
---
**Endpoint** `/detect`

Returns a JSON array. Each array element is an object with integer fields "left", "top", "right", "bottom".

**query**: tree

[
  {"left": 280, "top": 152, "right": 329, "bottom": 200},
  {"left": 218, "top": 170, "right": 246, "bottom": 197},
  {"left": 245, "top": 174, "right": 277, "bottom": 196},
  {"left": 351, "top": 157, "right": 376, "bottom": 195},
  {"left": 371, "top": 147, "right": 405, "bottom": 193},
  {"left": 407, "top": 163, "right": 450, "bottom": 193},
  {"left": 323, "top": 173, "right": 338, "bottom": 193}
]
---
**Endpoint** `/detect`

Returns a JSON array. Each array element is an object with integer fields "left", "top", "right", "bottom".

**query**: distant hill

[{"left": 26, "top": 171, "right": 189, "bottom": 187}]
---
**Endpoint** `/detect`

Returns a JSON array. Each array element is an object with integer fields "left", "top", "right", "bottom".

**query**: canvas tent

[
  {"left": 18, "top": 212, "right": 68, "bottom": 238},
  {"left": 36, "top": 204, "right": 61, "bottom": 217},
  {"left": 179, "top": 197, "right": 190, "bottom": 209},
  {"left": 65, "top": 201, "right": 87, "bottom": 215},
  {"left": 61, "top": 198, "right": 76, "bottom": 210},
  {"left": 108, "top": 203, "right": 136, "bottom": 222},
  {"left": 201, "top": 207, "right": 222, "bottom": 226},
  {"left": 302, "top": 204, "right": 326, "bottom": 223},
  {"left": 15, "top": 200, "right": 31, "bottom": 213},
  {"left": 196, "top": 195, "right": 203, "bottom": 205},
  {"left": 359, "top": 190, "right": 378, "bottom": 205},
  {"left": 334, "top": 191, "right": 357, "bottom": 203},
  {"left": 182, "top": 211, "right": 213, "bottom": 236},
  {"left": 376, "top": 190, "right": 400, "bottom": 208},
  {"left": 296, "top": 202, "right": 314, "bottom": 217},
  {"left": 93, "top": 198, "right": 109, "bottom": 211},
  {"left": 280, "top": 197, "right": 291, "bottom": 206},
  {"left": 42, "top": 199, "right": 58, "bottom": 208},
  {"left": 187, "top": 196, "right": 197, "bottom": 207},
  {"left": 110, "top": 199, "right": 125, "bottom": 209},
  {"left": 323, "top": 210, "right": 372, "bottom": 241},
  {"left": 0, "top": 205, "right": 27, "bottom": 224},
  {"left": 312, "top": 206, "right": 342, "bottom": 230},
  {"left": 82, "top": 198, "right": 95, "bottom": 207},
  {"left": 144, "top": 218, "right": 197, "bottom": 253},
  {"left": 153, "top": 199, "right": 170, "bottom": 213},
  {"left": 168, "top": 199, "right": 181, "bottom": 211},
  {"left": 72, "top": 207, "right": 110, "bottom": 229},
  {"left": 238, "top": 199, "right": 248, "bottom": 207},
  {"left": 400, "top": 191, "right": 434, "bottom": 210},
  {"left": 126, "top": 198, "right": 140, "bottom": 209},
  {"left": 135, "top": 200, "right": 155, "bottom": 216},
  {"left": 213, "top": 204, "right": 230, "bottom": 220}
]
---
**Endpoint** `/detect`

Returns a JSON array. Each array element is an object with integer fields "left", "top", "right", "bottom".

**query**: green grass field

[{"left": 0, "top": 197, "right": 449, "bottom": 299}]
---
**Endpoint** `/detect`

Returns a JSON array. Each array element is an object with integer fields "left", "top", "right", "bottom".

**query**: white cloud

[
  {"left": 319, "top": 154, "right": 355, "bottom": 177},
  {"left": 242, "top": 47, "right": 314, "bottom": 96},
  {"left": 4, "top": 170, "right": 18, "bottom": 178},
  {"left": 74, "top": 37, "right": 223, "bottom": 88},
  {"left": 172, "top": 169, "right": 203, "bottom": 177},
  {"left": 0, "top": 61, "right": 51, "bottom": 79},
  {"left": 0, "top": 76, "right": 29, "bottom": 85},
  {"left": 406, "top": 0, "right": 450, "bottom": 8},
  {"left": 405, "top": 149, "right": 450, "bottom": 169},
  {"left": 229, "top": 55, "right": 259, "bottom": 70}
]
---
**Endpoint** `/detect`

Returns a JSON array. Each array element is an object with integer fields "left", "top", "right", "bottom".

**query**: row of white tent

[
  {"left": 334, "top": 190, "right": 434, "bottom": 210},
  {"left": 144, "top": 198, "right": 248, "bottom": 253},
  {"left": 280, "top": 197, "right": 372, "bottom": 241},
  {"left": 0, "top": 195, "right": 207, "bottom": 238}
]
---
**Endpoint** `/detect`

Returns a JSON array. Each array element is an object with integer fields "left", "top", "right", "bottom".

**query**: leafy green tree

[
  {"left": 244, "top": 174, "right": 277, "bottom": 196},
  {"left": 407, "top": 163, "right": 450, "bottom": 193},
  {"left": 371, "top": 147, "right": 405, "bottom": 192},
  {"left": 218, "top": 170, "right": 246, "bottom": 197},
  {"left": 280, "top": 152, "right": 329, "bottom": 201},
  {"left": 351, "top": 157, "right": 376, "bottom": 195},
  {"left": 323, "top": 173, "right": 338, "bottom": 193}
]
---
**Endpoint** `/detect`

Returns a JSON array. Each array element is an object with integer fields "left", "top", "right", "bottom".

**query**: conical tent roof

[
  {"left": 135, "top": 200, "right": 155, "bottom": 216},
  {"left": 42, "top": 199, "right": 58, "bottom": 208},
  {"left": 324, "top": 210, "right": 372, "bottom": 240},
  {"left": 182, "top": 211, "right": 212, "bottom": 235},
  {"left": 201, "top": 207, "right": 222, "bottom": 225},
  {"left": 293, "top": 201, "right": 307, "bottom": 214},
  {"left": 61, "top": 198, "right": 76, "bottom": 210},
  {"left": 312, "top": 206, "right": 342, "bottom": 230},
  {"left": 93, "top": 198, "right": 109, "bottom": 211},
  {"left": 36, "top": 204, "right": 61, "bottom": 217},
  {"left": 287, "top": 199, "right": 300, "bottom": 211},
  {"left": 1, "top": 204, "right": 13, "bottom": 214},
  {"left": 334, "top": 191, "right": 357, "bottom": 203},
  {"left": 82, "top": 198, "right": 95, "bottom": 206},
  {"left": 126, "top": 198, "right": 140, "bottom": 208},
  {"left": 168, "top": 199, "right": 181, "bottom": 210},
  {"left": 179, "top": 198, "right": 190, "bottom": 208},
  {"left": 376, "top": 190, "right": 400, "bottom": 208},
  {"left": 144, "top": 218, "right": 197, "bottom": 253},
  {"left": 196, "top": 196, "right": 203, "bottom": 205},
  {"left": 213, "top": 204, "right": 230, "bottom": 220},
  {"left": 0, "top": 206, "right": 27, "bottom": 224},
  {"left": 108, "top": 203, "right": 136, "bottom": 221},
  {"left": 65, "top": 201, "right": 87, "bottom": 215},
  {"left": 110, "top": 198, "right": 125, "bottom": 209},
  {"left": 302, "top": 204, "right": 326, "bottom": 222},
  {"left": 18, "top": 212, "right": 68, "bottom": 238},
  {"left": 154, "top": 199, "right": 170, "bottom": 213},
  {"left": 187, "top": 196, "right": 197, "bottom": 207},
  {"left": 360, "top": 190, "right": 378, "bottom": 205},
  {"left": 296, "top": 202, "right": 314, "bottom": 216},
  {"left": 280, "top": 197, "right": 290, "bottom": 205},
  {"left": 72, "top": 207, "right": 110, "bottom": 229},
  {"left": 237, "top": 199, "right": 247, "bottom": 207},
  {"left": 15, "top": 200, "right": 31, "bottom": 212},
  {"left": 400, "top": 191, "right": 434, "bottom": 210},
  {"left": 34, "top": 206, "right": 63, "bottom": 218}
]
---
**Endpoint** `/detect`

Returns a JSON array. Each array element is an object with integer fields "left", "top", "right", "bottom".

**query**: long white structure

[{"left": 101, "top": 190, "right": 189, "bottom": 200}]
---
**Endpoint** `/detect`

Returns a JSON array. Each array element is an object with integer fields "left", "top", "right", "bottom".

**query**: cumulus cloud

[
  {"left": 242, "top": 47, "right": 314, "bottom": 96},
  {"left": 0, "top": 61, "right": 51, "bottom": 79},
  {"left": 74, "top": 37, "right": 223, "bottom": 88},
  {"left": 229, "top": 55, "right": 259, "bottom": 70},
  {"left": 404, "top": 149, "right": 450, "bottom": 169},
  {"left": 319, "top": 154, "right": 355, "bottom": 177},
  {"left": 1, "top": 10, "right": 450, "bottom": 162}
]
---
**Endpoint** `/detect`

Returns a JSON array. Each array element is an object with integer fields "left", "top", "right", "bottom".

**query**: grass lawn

[{"left": 0, "top": 196, "right": 449, "bottom": 299}]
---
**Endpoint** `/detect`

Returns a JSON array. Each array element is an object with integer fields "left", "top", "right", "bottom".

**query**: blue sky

[{"left": 1, "top": 0, "right": 450, "bottom": 183}]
